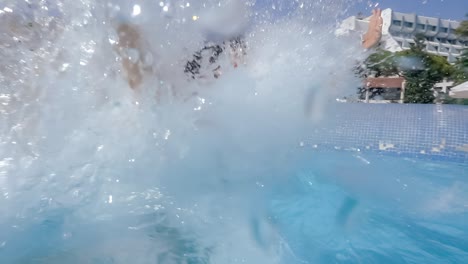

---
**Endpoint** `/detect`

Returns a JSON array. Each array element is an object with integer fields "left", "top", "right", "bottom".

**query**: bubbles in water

[{"left": 0, "top": 0, "right": 367, "bottom": 262}]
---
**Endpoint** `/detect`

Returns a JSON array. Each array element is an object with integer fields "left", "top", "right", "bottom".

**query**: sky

[{"left": 348, "top": 0, "right": 467, "bottom": 21}]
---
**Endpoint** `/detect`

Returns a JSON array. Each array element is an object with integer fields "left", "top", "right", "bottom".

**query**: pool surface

[{"left": 1, "top": 103, "right": 467, "bottom": 263}]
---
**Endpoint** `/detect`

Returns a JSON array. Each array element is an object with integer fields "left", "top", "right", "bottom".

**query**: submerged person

[
  {"left": 184, "top": 36, "right": 247, "bottom": 80},
  {"left": 113, "top": 22, "right": 154, "bottom": 90},
  {"left": 113, "top": 21, "right": 247, "bottom": 91}
]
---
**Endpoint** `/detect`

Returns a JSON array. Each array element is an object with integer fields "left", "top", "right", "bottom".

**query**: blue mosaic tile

[{"left": 305, "top": 103, "right": 468, "bottom": 164}]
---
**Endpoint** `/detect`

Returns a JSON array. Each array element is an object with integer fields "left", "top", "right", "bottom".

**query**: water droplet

[
  {"left": 125, "top": 48, "right": 140, "bottom": 64},
  {"left": 142, "top": 52, "right": 153, "bottom": 67},
  {"left": 164, "top": 130, "right": 171, "bottom": 140},
  {"left": 132, "top": 5, "right": 141, "bottom": 17},
  {"left": 108, "top": 31, "right": 119, "bottom": 45},
  {"left": 59, "top": 63, "right": 70, "bottom": 72}
]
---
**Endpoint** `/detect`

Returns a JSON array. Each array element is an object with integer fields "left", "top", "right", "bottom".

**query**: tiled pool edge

[{"left": 304, "top": 103, "right": 468, "bottom": 164}]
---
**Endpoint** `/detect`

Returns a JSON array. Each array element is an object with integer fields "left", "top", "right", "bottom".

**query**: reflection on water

[{"left": 1, "top": 0, "right": 467, "bottom": 263}]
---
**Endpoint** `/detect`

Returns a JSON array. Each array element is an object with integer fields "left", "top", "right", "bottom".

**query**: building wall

[
  {"left": 338, "top": 8, "right": 468, "bottom": 63},
  {"left": 384, "top": 9, "right": 466, "bottom": 63}
]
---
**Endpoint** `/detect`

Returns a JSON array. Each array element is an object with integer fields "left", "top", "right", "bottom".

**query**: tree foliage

[
  {"left": 454, "top": 16, "right": 468, "bottom": 37},
  {"left": 364, "top": 50, "right": 399, "bottom": 77},
  {"left": 398, "top": 49, "right": 454, "bottom": 103},
  {"left": 452, "top": 49, "right": 468, "bottom": 84},
  {"left": 439, "top": 16, "right": 468, "bottom": 105},
  {"left": 358, "top": 34, "right": 457, "bottom": 104},
  {"left": 453, "top": 17, "right": 468, "bottom": 85}
]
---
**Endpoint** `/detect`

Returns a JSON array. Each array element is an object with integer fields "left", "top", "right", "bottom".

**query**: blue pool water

[
  {"left": 270, "top": 152, "right": 468, "bottom": 263},
  {"left": 1, "top": 148, "right": 467, "bottom": 263}
]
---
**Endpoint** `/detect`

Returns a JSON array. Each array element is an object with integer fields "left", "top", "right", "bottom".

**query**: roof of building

[
  {"left": 449, "top": 81, "right": 468, "bottom": 99},
  {"left": 365, "top": 77, "right": 405, "bottom": 88}
]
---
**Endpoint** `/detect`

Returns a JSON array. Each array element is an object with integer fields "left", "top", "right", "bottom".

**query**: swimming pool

[
  {"left": 1, "top": 1, "right": 468, "bottom": 263},
  {"left": 271, "top": 152, "right": 468, "bottom": 263},
  {"left": 1, "top": 103, "right": 467, "bottom": 263},
  {"left": 269, "top": 103, "right": 468, "bottom": 263}
]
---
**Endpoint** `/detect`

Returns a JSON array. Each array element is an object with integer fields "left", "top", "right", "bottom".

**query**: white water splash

[{"left": 0, "top": 0, "right": 363, "bottom": 262}]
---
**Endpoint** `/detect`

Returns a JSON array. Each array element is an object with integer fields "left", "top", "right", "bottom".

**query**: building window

[
  {"left": 440, "top": 27, "right": 448, "bottom": 33},
  {"left": 404, "top": 22, "right": 414, "bottom": 28},
  {"left": 434, "top": 46, "right": 439, "bottom": 51},
  {"left": 447, "top": 39, "right": 456, "bottom": 45},
  {"left": 426, "top": 36, "right": 434, "bottom": 41},
  {"left": 393, "top": 20, "right": 402, "bottom": 26},
  {"left": 397, "top": 41, "right": 403, "bottom": 46},
  {"left": 416, "top": 24, "right": 425, "bottom": 30},
  {"left": 437, "top": 38, "right": 447, "bottom": 43},
  {"left": 428, "top": 25, "right": 437, "bottom": 31}
]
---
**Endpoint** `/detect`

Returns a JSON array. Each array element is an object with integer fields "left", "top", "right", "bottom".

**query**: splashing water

[{"left": 0, "top": 0, "right": 425, "bottom": 263}]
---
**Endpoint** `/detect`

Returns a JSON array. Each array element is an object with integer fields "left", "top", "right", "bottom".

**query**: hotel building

[{"left": 337, "top": 9, "right": 468, "bottom": 102}]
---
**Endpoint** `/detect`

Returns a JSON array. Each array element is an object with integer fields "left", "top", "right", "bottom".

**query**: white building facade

[{"left": 338, "top": 8, "right": 468, "bottom": 63}]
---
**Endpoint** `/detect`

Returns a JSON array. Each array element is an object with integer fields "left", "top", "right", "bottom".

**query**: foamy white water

[{"left": 0, "top": 0, "right": 365, "bottom": 262}]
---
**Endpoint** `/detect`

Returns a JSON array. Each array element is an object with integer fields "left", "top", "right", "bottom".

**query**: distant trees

[
  {"left": 363, "top": 50, "right": 398, "bottom": 77},
  {"left": 357, "top": 34, "right": 455, "bottom": 104},
  {"left": 357, "top": 16, "right": 468, "bottom": 104},
  {"left": 452, "top": 50, "right": 468, "bottom": 85},
  {"left": 454, "top": 14, "right": 468, "bottom": 37},
  {"left": 453, "top": 15, "right": 468, "bottom": 85},
  {"left": 400, "top": 34, "right": 454, "bottom": 103},
  {"left": 445, "top": 15, "right": 468, "bottom": 105}
]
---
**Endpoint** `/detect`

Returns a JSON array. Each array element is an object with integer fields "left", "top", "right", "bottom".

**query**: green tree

[
  {"left": 394, "top": 34, "right": 455, "bottom": 103},
  {"left": 445, "top": 50, "right": 468, "bottom": 105},
  {"left": 354, "top": 49, "right": 400, "bottom": 100},
  {"left": 440, "top": 15, "right": 468, "bottom": 105},
  {"left": 453, "top": 16, "right": 468, "bottom": 84},
  {"left": 357, "top": 34, "right": 456, "bottom": 104},
  {"left": 453, "top": 50, "right": 468, "bottom": 83},
  {"left": 364, "top": 49, "right": 399, "bottom": 77},
  {"left": 454, "top": 14, "right": 468, "bottom": 37}
]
